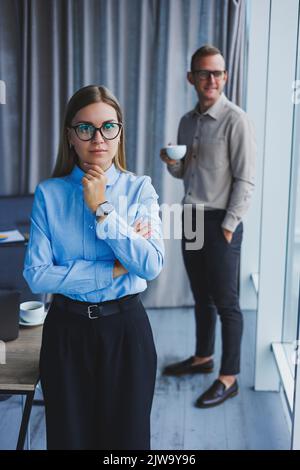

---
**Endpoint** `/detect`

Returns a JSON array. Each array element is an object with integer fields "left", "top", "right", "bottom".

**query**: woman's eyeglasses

[{"left": 71, "top": 121, "right": 122, "bottom": 141}]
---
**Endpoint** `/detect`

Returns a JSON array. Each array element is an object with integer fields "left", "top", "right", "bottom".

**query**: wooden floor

[{"left": 0, "top": 308, "right": 290, "bottom": 450}]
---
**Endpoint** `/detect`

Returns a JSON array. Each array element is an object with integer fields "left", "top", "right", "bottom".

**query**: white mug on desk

[{"left": 19, "top": 301, "right": 45, "bottom": 324}]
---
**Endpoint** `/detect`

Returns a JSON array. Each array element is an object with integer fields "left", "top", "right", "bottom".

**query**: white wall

[
  {"left": 244, "top": 0, "right": 299, "bottom": 390},
  {"left": 240, "top": 0, "right": 270, "bottom": 311}
]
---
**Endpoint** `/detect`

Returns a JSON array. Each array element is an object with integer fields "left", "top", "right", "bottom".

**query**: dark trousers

[
  {"left": 39, "top": 295, "right": 157, "bottom": 450},
  {"left": 182, "top": 209, "right": 243, "bottom": 375}
]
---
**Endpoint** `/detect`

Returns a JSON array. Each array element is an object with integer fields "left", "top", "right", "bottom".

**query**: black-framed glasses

[
  {"left": 192, "top": 70, "right": 226, "bottom": 80},
  {"left": 71, "top": 121, "right": 122, "bottom": 141}
]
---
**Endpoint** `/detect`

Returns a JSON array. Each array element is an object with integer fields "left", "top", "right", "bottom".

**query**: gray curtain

[{"left": 0, "top": 0, "right": 247, "bottom": 307}]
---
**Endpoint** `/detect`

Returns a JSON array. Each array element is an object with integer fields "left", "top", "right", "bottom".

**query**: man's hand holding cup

[{"left": 160, "top": 143, "right": 187, "bottom": 166}]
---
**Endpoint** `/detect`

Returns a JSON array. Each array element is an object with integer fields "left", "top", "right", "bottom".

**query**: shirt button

[
  {"left": 188, "top": 192, "right": 192, "bottom": 196},
  {"left": 193, "top": 155, "right": 196, "bottom": 159},
  {"left": 89, "top": 224, "right": 94, "bottom": 230}
]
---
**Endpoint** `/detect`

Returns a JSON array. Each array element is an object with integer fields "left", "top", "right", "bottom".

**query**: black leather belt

[{"left": 53, "top": 293, "right": 140, "bottom": 320}]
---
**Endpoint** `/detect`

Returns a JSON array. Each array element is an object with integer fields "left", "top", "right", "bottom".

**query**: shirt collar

[
  {"left": 193, "top": 93, "right": 227, "bottom": 120},
  {"left": 68, "top": 163, "right": 120, "bottom": 187}
]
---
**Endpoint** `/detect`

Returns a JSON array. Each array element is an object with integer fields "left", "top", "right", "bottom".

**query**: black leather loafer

[
  {"left": 195, "top": 379, "right": 238, "bottom": 408},
  {"left": 162, "top": 356, "right": 214, "bottom": 376}
]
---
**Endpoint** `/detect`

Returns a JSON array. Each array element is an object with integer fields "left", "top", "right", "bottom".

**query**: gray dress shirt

[{"left": 167, "top": 93, "right": 256, "bottom": 232}]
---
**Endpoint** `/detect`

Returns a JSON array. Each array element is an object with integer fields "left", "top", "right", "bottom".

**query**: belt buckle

[{"left": 87, "top": 304, "right": 103, "bottom": 319}]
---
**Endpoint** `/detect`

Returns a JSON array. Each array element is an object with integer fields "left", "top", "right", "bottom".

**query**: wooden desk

[{"left": 0, "top": 324, "right": 43, "bottom": 450}]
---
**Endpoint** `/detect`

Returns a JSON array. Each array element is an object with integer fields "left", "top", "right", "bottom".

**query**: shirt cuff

[{"left": 221, "top": 212, "right": 240, "bottom": 232}]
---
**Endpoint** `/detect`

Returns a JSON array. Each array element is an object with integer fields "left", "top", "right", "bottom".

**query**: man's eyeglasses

[
  {"left": 71, "top": 121, "right": 122, "bottom": 141},
  {"left": 192, "top": 70, "right": 226, "bottom": 80}
]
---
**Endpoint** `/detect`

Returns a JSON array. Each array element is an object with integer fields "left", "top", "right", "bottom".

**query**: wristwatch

[{"left": 95, "top": 201, "right": 114, "bottom": 218}]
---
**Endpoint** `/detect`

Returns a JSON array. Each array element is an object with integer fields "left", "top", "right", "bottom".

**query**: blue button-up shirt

[{"left": 23, "top": 164, "right": 164, "bottom": 303}]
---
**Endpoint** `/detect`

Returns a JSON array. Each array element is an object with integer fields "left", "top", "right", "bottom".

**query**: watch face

[
  {"left": 103, "top": 204, "right": 112, "bottom": 215},
  {"left": 102, "top": 203, "right": 114, "bottom": 214},
  {"left": 96, "top": 202, "right": 114, "bottom": 217}
]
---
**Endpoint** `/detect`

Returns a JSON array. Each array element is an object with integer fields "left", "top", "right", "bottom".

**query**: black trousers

[
  {"left": 39, "top": 295, "right": 157, "bottom": 450},
  {"left": 182, "top": 209, "right": 243, "bottom": 375}
]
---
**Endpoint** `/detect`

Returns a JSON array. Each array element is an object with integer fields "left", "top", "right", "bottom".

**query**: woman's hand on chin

[{"left": 82, "top": 163, "right": 107, "bottom": 212}]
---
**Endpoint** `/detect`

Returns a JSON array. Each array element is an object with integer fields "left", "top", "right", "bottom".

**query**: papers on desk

[{"left": 0, "top": 229, "right": 25, "bottom": 243}]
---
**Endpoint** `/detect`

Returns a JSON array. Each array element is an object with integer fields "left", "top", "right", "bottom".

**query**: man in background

[{"left": 160, "top": 45, "right": 256, "bottom": 408}]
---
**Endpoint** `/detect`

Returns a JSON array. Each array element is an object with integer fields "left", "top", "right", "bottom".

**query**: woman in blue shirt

[{"left": 23, "top": 85, "right": 164, "bottom": 450}]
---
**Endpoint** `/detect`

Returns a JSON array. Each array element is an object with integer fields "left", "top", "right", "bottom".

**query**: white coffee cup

[
  {"left": 19, "top": 301, "right": 45, "bottom": 324},
  {"left": 165, "top": 145, "right": 187, "bottom": 160}
]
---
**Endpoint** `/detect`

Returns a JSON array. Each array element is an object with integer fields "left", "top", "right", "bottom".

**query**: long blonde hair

[{"left": 52, "top": 85, "right": 127, "bottom": 177}]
